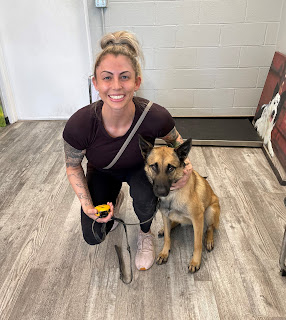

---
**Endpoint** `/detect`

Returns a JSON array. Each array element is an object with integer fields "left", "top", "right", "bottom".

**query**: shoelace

[{"left": 137, "top": 233, "right": 154, "bottom": 252}]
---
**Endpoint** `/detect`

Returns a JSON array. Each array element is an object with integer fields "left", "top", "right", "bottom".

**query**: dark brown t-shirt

[{"left": 63, "top": 97, "right": 175, "bottom": 171}]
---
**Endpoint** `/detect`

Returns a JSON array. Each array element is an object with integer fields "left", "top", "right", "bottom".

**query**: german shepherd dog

[{"left": 139, "top": 136, "right": 220, "bottom": 273}]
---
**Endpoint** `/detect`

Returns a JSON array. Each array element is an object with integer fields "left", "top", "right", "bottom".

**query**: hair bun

[
  {"left": 100, "top": 31, "right": 142, "bottom": 59},
  {"left": 94, "top": 30, "right": 144, "bottom": 80}
]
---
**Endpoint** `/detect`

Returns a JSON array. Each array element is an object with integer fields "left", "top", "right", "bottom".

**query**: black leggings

[{"left": 81, "top": 165, "right": 158, "bottom": 245}]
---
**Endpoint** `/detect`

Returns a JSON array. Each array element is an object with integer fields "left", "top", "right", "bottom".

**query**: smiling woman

[{"left": 62, "top": 30, "right": 192, "bottom": 273}]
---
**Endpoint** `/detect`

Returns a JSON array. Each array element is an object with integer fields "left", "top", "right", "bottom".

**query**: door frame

[{"left": 0, "top": 34, "right": 18, "bottom": 124}]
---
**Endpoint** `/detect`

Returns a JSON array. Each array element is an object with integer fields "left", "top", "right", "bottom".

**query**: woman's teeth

[{"left": 109, "top": 95, "right": 124, "bottom": 100}]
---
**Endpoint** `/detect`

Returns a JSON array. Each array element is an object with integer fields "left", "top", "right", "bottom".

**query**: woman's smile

[{"left": 108, "top": 94, "right": 125, "bottom": 102}]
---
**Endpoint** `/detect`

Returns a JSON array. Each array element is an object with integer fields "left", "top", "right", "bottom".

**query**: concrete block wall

[{"left": 89, "top": 0, "right": 285, "bottom": 117}]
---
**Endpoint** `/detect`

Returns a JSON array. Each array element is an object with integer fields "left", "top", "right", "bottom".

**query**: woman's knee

[
  {"left": 82, "top": 233, "right": 103, "bottom": 246},
  {"left": 81, "top": 209, "right": 108, "bottom": 245},
  {"left": 129, "top": 170, "right": 156, "bottom": 202}
]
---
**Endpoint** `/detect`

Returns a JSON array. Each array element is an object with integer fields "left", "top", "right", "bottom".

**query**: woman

[{"left": 63, "top": 31, "right": 192, "bottom": 271}]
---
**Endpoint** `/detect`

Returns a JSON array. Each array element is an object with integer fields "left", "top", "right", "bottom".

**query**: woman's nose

[{"left": 112, "top": 78, "right": 122, "bottom": 90}]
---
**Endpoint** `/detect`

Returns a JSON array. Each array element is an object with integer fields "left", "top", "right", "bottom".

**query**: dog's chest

[{"left": 159, "top": 195, "right": 192, "bottom": 224}]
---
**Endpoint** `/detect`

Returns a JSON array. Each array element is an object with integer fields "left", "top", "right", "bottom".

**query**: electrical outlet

[{"left": 95, "top": 0, "right": 108, "bottom": 7}]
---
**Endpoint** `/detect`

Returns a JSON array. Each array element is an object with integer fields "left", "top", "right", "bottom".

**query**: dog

[
  {"left": 254, "top": 92, "right": 280, "bottom": 157},
  {"left": 139, "top": 136, "right": 220, "bottom": 273}
]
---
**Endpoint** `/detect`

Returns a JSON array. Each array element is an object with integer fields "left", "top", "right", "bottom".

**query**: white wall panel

[
  {"left": 221, "top": 23, "right": 267, "bottom": 46},
  {"left": 246, "top": 0, "right": 284, "bottom": 22},
  {"left": 154, "top": 48, "right": 197, "bottom": 69},
  {"left": 196, "top": 47, "right": 240, "bottom": 68},
  {"left": 215, "top": 68, "right": 259, "bottom": 88},
  {"left": 200, "top": 0, "right": 247, "bottom": 24},
  {"left": 0, "top": 0, "right": 90, "bottom": 120},
  {"left": 239, "top": 46, "right": 276, "bottom": 67},
  {"left": 176, "top": 25, "right": 220, "bottom": 47}
]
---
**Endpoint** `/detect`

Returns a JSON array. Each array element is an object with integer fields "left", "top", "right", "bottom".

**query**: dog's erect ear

[
  {"left": 138, "top": 135, "right": 154, "bottom": 160},
  {"left": 175, "top": 138, "right": 192, "bottom": 162}
]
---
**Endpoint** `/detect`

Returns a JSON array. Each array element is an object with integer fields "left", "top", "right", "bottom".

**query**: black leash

[{"left": 91, "top": 200, "right": 160, "bottom": 284}]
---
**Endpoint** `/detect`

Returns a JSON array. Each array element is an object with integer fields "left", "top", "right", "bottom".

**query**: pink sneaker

[
  {"left": 135, "top": 230, "right": 155, "bottom": 271},
  {"left": 110, "top": 191, "right": 124, "bottom": 232}
]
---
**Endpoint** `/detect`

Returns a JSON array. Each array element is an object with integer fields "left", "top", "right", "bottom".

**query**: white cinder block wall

[
  {"left": 0, "top": 0, "right": 285, "bottom": 120},
  {"left": 89, "top": 0, "right": 285, "bottom": 117}
]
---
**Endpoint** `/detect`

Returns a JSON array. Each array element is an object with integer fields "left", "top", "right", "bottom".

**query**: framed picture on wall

[{"left": 253, "top": 51, "right": 286, "bottom": 185}]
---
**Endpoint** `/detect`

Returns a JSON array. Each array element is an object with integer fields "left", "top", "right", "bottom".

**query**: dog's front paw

[
  {"left": 188, "top": 258, "right": 201, "bottom": 273},
  {"left": 156, "top": 251, "right": 169, "bottom": 265}
]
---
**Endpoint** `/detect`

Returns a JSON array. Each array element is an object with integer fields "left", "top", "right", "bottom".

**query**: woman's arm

[
  {"left": 64, "top": 140, "right": 113, "bottom": 222},
  {"left": 161, "top": 127, "right": 193, "bottom": 190}
]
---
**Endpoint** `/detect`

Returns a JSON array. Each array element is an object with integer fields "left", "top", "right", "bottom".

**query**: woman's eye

[
  {"left": 103, "top": 76, "right": 111, "bottom": 80},
  {"left": 121, "top": 75, "right": 129, "bottom": 80}
]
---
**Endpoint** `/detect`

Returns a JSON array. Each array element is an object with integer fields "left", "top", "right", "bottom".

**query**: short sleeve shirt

[{"left": 63, "top": 97, "right": 175, "bottom": 171}]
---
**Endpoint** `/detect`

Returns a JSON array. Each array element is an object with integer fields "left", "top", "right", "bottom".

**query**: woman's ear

[
  {"left": 92, "top": 76, "right": 98, "bottom": 90},
  {"left": 134, "top": 76, "right": 141, "bottom": 91}
]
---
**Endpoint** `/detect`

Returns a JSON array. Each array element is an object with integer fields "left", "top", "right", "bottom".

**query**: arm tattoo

[
  {"left": 161, "top": 127, "right": 184, "bottom": 148},
  {"left": 66, "top": 157, "right": 93, "bottom": 207},
  {"left": 64, "top": 140, "right": 86, "bottom": 168}
]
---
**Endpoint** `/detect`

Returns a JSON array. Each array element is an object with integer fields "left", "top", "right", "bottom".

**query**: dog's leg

[
  {"left": 204, "top": 200, "right": 220, "bottom": 251},
  {"left": 158, "top": 220, "right": 179, "bottom": 238},
  {"left": 157, "top": 215, "right": 172, "bottom": 265},
  {"left": 189, "top": 213, "right": 204, "bottom": 273},
  {"left": 267, "top": 140, "right": 274, "bottom": 157}
]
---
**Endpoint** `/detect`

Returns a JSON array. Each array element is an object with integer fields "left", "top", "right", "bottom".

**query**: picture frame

[{"left": 253, "top": 51, "right": 286, "bottom": 185}]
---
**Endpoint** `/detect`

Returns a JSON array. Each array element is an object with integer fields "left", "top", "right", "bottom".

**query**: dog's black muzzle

[{"left": 153, "top": 179, "right": 172, "bottom": 197}]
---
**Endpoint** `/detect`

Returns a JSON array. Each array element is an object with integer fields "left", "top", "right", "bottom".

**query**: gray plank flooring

[{"left": 0, "top": 121, "right": 285, "bottom": 320}]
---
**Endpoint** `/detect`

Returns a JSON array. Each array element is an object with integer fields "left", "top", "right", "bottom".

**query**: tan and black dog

[{"left": 139, "top": 136, "right": 220, "bottom": 273}]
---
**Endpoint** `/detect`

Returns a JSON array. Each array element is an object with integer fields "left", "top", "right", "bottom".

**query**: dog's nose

[{"left": 154, "top": 185, "right": 170, "bottom": 197}]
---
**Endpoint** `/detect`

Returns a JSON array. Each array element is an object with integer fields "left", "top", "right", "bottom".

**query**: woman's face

[{"left": 93, "top": 54, "right": 141, "bottom": 111}]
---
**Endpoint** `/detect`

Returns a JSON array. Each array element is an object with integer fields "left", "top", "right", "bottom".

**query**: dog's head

[
  {"left": 269, "top": 93, "right": 280, "bottom": 123},
  {"left": 139, "top": 135, "right": 192, "bottom": 197}
]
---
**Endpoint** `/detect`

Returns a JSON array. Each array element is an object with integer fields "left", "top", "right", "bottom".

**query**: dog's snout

[
  {"left": 154, "top": 184, "right": 170, "bottom": 197},
  {"left": 153, "top": 178, "right": 172, "bottom": 197}
]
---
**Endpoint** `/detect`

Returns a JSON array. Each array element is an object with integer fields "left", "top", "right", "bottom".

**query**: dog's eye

[
  {"left": 167, "top": 165, "right": 175, "bottom": 173},
  {"left": 150, "top": 163, "right": 158, "bottom": 172}
]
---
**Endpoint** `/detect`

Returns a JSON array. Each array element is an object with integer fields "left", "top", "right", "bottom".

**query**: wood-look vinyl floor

[{"left": 0, "top": 121, "right": 285, "bottom": 320}]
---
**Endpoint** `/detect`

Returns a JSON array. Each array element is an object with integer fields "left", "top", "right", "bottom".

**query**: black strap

[{"left": 103, "top": 101, "right": 153, "bottom": 169}]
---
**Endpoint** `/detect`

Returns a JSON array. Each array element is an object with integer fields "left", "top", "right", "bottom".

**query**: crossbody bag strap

[{"left": 103, "top": 100, "right": 153, "bottom": 170}]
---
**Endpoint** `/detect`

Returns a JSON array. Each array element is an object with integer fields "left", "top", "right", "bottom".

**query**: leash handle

[{"left": 114, "top": 218, "right": 133, "bottom": 284}]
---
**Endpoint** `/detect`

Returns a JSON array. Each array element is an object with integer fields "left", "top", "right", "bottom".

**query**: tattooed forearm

[
  {"left": 64, "top": 140, "right": 86, "bottom": 168},
  {"left": 78, "top": 193, "right": 93, "bottom": 206},
  {"left": 161, "top": 127, "right": 184, "bottom": 148},
  {"left": 161, "top": 127, "right": 191, "bottom": 165},
  {"left": 64, "top": 141, "right": 94, "bottom": 210},
  {"left": 68, "top": 168, "right": 93, "bottom": 207}
]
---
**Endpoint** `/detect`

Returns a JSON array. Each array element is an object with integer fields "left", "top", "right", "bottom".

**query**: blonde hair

[{"left": 94, "top": 31, "right": 144, "bottom": 80}]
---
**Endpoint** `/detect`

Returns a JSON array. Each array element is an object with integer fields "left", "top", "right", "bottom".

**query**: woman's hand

[
  {"left": 86, "top": 202, "right": 114, "bottom": 223},
  {"left": 170, "top": 162, "right": 193, "bottom": 191}
]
